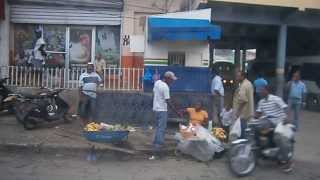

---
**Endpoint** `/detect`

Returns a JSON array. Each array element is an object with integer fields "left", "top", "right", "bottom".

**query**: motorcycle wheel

[
  {"left": 23, "top": 118, "right": 37, "bottom": 130},
  {"left": 46, "top": 104, "right": 68, "bottom": 121},
  {"left": 0, "top": 95, "right": 3, "bottom": 111},
  {"left": 229, "top": 143, "right": 256, "bottom": 177}
]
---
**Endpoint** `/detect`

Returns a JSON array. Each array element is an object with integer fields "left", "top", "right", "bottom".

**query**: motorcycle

[
  {"left": 228, "top": 117, "right": 295, "bottom": 177},
  {"left": 14, "top": 88, "right": 70, "bottom": 130},
  {"left": 0, "top": 77, "right": 23, "bottom": 114}
]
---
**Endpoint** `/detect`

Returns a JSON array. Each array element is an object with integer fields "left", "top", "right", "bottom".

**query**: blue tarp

[{"left": 148, "top": 17, "right": 221, "bottom": 41}]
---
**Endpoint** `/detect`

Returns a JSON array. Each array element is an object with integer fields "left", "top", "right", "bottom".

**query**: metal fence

[{"left": 0, "top": 66, "right": 144, "bottom": 91}]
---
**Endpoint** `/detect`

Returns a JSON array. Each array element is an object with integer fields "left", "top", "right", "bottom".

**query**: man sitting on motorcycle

[{"left": 255, "top": 85, "right": 293, "bottom": 172}]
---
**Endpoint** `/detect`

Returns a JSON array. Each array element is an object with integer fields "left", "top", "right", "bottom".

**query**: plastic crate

[{"left": 83, "top": 130, "right": 129, "bottom": 143}]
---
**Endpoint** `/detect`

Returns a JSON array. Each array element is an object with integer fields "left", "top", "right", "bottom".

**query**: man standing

[
  {"left": 33, "top": 29, "right": 46, "bottom": 68},
  {"left": 95, "top": 53, "right": 106, "bottom": 77},
  {"left": 210, "top": 70, "right": 224, "bottom": 127},
  {"left": 79, "top": 63, "right": 102, "bottom": 125},
  {"left": 286, "top": 71, "right": 306, "bottom": 130},
  {"left": 233, "top": 71, "right": 254, "bottom": 138},
  {"left": 253, "top": 73, "right": 268, "bottom": 105},
  {"left": 150, "top": 71, "right": 177, "bottom": 160}
]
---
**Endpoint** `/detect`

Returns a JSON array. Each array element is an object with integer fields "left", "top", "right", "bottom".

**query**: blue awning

[{"left": 148, "top": 17, "right": 221, "bottom": 42}]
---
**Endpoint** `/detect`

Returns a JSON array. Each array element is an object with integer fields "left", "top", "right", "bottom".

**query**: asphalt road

[{"left": 0, "top": 151, "right": 319, "bottom": 180}]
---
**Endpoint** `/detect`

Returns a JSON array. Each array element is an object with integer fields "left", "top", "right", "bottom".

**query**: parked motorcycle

[
  {"left": 14, "top": 88, "right": 70, "bottom": 130},
  {"left": 228, "top": 117, "right": 294, "bottom": 177},
  {"left": 0, "top": 77, "right": 23, "bottom": 114}
]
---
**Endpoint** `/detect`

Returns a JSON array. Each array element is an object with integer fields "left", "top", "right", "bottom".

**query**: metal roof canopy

[
  {"left": 148, "top": 17, "right": 221, "bottom": 41},
  {"left": 202, "top": 1, "right": 320, "bottom": 28},
  {"left": 8, "top": 0, "right": 123, "bottom": 9},
  {"left": 10, "top": 5, "right": 121, "bottom": 25}
]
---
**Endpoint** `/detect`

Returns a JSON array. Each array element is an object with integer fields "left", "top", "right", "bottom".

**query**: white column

[
  {"left": 0, "top": 0, "right": 9, "bottom": 68},
  {"left": 276, "top": 24, "right": 287, "bottom": 97}
]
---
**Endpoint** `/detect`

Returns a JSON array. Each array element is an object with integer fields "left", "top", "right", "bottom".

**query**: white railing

[{"left": 0, "top": 66, "right": 144, "bottom": 91}]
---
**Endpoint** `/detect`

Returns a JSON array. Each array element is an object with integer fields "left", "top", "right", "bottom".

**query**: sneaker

[
  {"left": 281, "top": 161, "right": 293, "bottom": 173},
  {"left": 148, "top": 155, "right": 155, "bottom": 160}
]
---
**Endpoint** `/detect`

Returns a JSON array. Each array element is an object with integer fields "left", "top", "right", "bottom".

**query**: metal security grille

[
  {"left": 168, "top": 52, "right": 185, "bottom": 66},
  {"left": 10, "top": 4, "right": 122, "bottom": 25},
  {"left": 0, "top": 66, "right": 144, "bottom": 91}
]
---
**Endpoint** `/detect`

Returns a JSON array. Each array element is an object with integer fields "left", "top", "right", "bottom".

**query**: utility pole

[{"left": 165, "top": 0, "right": 168, "bottom": 13}]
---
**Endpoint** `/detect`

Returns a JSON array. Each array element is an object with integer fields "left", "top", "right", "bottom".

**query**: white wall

[
  {"left": 151, "top": 9, "right": 212, "bottom": 22},
  {"left": 144, "top": 41, "right": 210, "bottom": 67},
  {"left": 144, "top": 9, "right": 212, "bottom": 67},
  {"left": 0, "top": 0, "right": 9, "bottom": 68}
]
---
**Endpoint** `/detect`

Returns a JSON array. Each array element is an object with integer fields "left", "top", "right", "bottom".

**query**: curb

[{"left": 0, "top": 142, "right": 176, "bottom": 160}]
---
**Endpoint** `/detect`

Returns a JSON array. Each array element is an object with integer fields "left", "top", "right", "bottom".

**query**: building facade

[
  {"left": 1, "top": 0, "right": 122, "bottom": 70},
  {"left": 120, "top": 0, "right": 204, "bottom": 68},
  {"left": 200, "top": 0, "right": 320, "bottom": 96}
]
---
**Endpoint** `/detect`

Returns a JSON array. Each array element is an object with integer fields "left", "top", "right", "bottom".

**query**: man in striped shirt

[
  {"left": 255, "top": 85, "right": 293, "bottom": 172},
  {"left": 256, "top": 85, "right": 288, "bottom": 127}
]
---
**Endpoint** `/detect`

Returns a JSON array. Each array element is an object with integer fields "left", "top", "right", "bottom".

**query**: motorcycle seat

[{"left": 21, "top": 94, "right": 40, "bottom": 99}]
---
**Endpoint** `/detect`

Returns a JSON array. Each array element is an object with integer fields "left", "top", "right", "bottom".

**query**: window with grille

[{"left": 168, "top": 52, "right": 185, "bottom": 66}]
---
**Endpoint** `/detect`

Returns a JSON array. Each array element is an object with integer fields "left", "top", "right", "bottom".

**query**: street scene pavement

[{"left": 0, "top": 110, "right": 319, "bottom": 180}]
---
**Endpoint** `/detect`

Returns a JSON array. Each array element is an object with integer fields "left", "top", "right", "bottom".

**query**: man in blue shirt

[
  {"left": 254, "top": 73, "right": 268, "bottom": 106},
  {"left": 286, "top": 71, "right": 307, "bottom": 130},
  {"left": 211, "top": 70, "right": 224, "bottom": 127}
]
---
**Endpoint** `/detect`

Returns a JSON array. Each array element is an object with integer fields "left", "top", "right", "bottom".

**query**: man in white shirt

[
  {"left": 32, "top": 29, "right": 46, "bottom": 68},
  {"left": 211, "top": 70, "right": 224, "bottom": 126},
  {"left": 150, "top": 71, "right": 177, "bottom": 159},
  {"left": 79, "top": 63, "right": 102, "bottom": 125}
]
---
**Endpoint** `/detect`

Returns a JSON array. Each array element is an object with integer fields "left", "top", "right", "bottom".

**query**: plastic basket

[{"left": 83, "top": 130, "right": 129, "bottom": 143}]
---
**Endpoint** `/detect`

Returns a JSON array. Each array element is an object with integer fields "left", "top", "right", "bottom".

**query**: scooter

[
  {"left": 0, "top": 77, "right": 23, "bottom": 114},
  {"left": 228, "top": 117, "right": 294, "bottom": 177},
  {"left": 14, "top": 88, "right": 70, "bottom": 130}
]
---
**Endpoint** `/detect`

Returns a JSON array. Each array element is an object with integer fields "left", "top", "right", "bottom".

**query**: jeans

[
  {"left": 212, "top": 95, "right": 224, "bottom": 124},
  {"left": 79, "top": 94, "right": 97, "bottom": 120},
  {"left": 153, "top": 111, "right": 168, "bottom": 151},
  {"left": 288, "top": 98, "right": 301, "bottom": 130},
  {"left": 274, "top": 133, "right": 294, "bottom": 163},
  {"left": 240, "top": 118, "right": 248, "bottom": 139}
]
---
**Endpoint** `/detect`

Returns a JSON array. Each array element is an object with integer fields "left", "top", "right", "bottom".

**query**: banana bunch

[
  {"left": 84, "top": 122, "right": 102, "bottom": 132},
  {"left": 212, "top": 127, "right": 227, "bottom": 141}
]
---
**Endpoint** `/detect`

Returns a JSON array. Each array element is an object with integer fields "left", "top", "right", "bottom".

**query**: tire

[
  {"left": 46, "top": 105, "right": 68, "bottom": 121},
  {"left": 0, "top": 95, "right": 3, "bottom": 111},
  {"left": 306, "top": 95, "right": 319, "bottom": 110},
  {"left": 23, "top": 118, "right": 37, "bottom": 130},
  {"left": 228, "top": 143, "right": 256, "bottom": 177}
]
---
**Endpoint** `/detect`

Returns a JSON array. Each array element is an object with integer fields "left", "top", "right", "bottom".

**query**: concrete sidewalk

[
  {"left": 1, "top": 110, "right": 320, "bottom": 164},
  {"left": 0, "top": 115, "right": 177, "bottom": 158}
]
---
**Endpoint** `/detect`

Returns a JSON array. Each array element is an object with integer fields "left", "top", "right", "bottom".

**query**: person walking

[
  {"left": 233, "top": 71, "right": 254, "bottom": 139},
  {"left": 210, "top": 70, "right": 224, "bottom": 128},
  {"left": 253, "top": 73, "right": 268, "bottom": 106},
  {"left": 150, "top": 71, "right": 178, "bottom": 160},
  {"left": 285, "top": 71, "right": 307, "bottom": 130},
  {"left": 78, "top": 63, "right": 102, "bottom": 125}
]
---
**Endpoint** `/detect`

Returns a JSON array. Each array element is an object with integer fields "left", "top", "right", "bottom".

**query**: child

[
  {"left": 182, "top": 101, "right": 208, "bottom": 126},
  {"left": 220, "top": 105, "right": 233, "bottom": 139}
]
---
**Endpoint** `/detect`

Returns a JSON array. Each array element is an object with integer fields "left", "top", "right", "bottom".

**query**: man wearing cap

[
  {"left": 79, "top": 63, "right": 102, "bottom": 125},
  {"left": 150, "top": 71, "right": 177, "bottom": 160}
]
